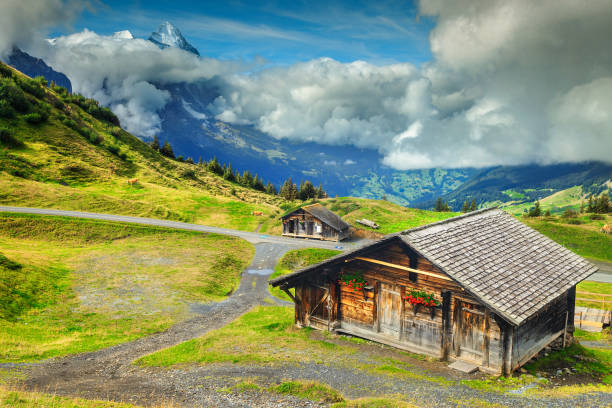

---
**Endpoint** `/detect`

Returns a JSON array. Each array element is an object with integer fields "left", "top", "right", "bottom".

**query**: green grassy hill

[
  {"left": 0, "top": 212, "right": 253, "bottom": 362},
  {"left": 274, "top": 197, "right": 460, "bottom": 236},
  {"left": 521, "top": 214, "right": 612, "bottom": 263},
  {"left": 0, "top": 61, "right": 286, "bottom": 233},
  {"left": 500, "top": 185, "right": 584, "bottom": 215}
]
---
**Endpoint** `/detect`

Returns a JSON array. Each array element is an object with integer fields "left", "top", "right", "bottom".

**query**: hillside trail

[{"left": 7, "top": 242, "right": 311, "bottom": 407}]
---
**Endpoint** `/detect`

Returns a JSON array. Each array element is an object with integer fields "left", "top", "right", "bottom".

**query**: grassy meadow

[
  {"left": 316, "top": 197, "right": 459, "bottom": 235},
  {"left": 0, "top": 213, "right": 253, "bottom": 362},
  {"left": 0, "top": 387, "right": 166, "bottom": 408},
  {"left": 136, "top": 306, "right": 357, "bottom": 367},
  {"left": 575, "top": 281, "right": 612, "bottom": 310},
  {"left": 501, "top": 186, "right": 584, "bottom": 216},
  {"left": 521, "top": 214, "right": 612, "bottom": 262}
]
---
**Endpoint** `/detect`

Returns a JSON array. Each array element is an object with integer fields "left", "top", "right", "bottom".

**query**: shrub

[
  {"left": 590, "top": 214, "right": 605, "bottom": 220},
  {"left": 106, "top": 144, "right": 120, "bottom": 155},
  {"left": 34, "top": 76, "right": 48, "bottom": 87},
  {"left": 23, "top": 112, "right": 44, "bottom": 124},
  {"left": 0, "top": 79, "right": 31, "bottom": 112},
  {"left": 0, "top": 63, "right": 13, "bottom": 78},
  {"left": 0, "top": 128, "right": 23, "bottom": 147},
  {"left": 0, "top": 100, "right": 16, "bottom": 118},
  {"left": 61, "top": 117, "right": 77, "bottom": 129},
  {"left": 562, "top": 208, "right": 578, "bottom": 218},
  {"left": 566, "top": 218, "right": 582, "bottom": 225},
  {"left": 88, "top": 132, "right": 103, "bottom": 145},
  {"left": 52, "top": 84, "right": 68, "bottom": 96},
  {"left": 185, "top": 157, "right": 194, "bottom": 164},
  {"left": 16, "top": 77, "right": 45, "bottom": 98},
  {"left": 181, "top": 169, "right": 196, "bottom": 179}
]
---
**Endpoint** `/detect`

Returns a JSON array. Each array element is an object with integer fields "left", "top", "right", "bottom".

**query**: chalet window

[{"left": 409, "top": 256, "right": 418, "bottom": 282}]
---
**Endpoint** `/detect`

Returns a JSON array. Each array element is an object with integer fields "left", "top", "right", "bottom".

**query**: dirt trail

[{"left": 8, "top": 243, "right": 305, "bottom": 407}]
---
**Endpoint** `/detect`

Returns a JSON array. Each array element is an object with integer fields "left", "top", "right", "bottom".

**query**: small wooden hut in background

[
  {"left": 281, "top": 203, "right": 350, "bottom": 242},
  {"left": 271, "top": 208, "right": 598, "bottom": 374}
]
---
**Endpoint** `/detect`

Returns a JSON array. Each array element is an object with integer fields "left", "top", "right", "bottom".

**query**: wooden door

[
  {"left": 378, "top": 283, "right": 401, "bottom": 336},
  {"left": 306, "top": 221, "right": 314, "bottom": 235},
  {"left": 455, "top": 301, "right": 486, "bottom": 363},
  {"left": 305, "top": 285, "right": 330, "bottom": 323}
]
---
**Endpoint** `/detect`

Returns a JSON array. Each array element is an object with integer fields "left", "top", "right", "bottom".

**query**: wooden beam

[
  {"left": 441, "top": 291, "right": 451, "bottom": 361},
  {"left": 399, "top": 285, "right": 406, "bottom": 342},
  {"left": 502, "top": 325, "right": 514, "bottom": 376},
  {"left": 282, "top": 287, "right": 297, "bottom": 303},
  {"left": 351, "top": 257, "right": 452, "bottom": 281}
]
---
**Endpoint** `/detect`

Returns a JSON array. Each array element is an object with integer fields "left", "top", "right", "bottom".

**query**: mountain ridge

[{"left": 148, "top": 21, "right": 200, "bottom": 56}]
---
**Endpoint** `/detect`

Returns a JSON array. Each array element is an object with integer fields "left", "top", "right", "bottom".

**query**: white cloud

[
  {"left": 35, "top": 30, "right": 241, "bottom": 137},
  {"left": 0, "top": 0, "right": 87, "bottom": 58},
  {"left": 182, "top": 100, "right": 207, "bottom": 120},
  {"left": 209, "top": 0, "right": 612, "bottom": 168},
  {"left": 344, "top": 159, "right": 356, "bottom": 165}
]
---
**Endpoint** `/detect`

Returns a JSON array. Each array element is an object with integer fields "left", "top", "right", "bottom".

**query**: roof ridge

[{"left": 400, "top": 206, "right": 500, "bottom": 235}]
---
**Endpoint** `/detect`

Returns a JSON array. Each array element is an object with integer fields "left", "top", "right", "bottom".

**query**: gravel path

[{"left": 0, "top": 206, "right": 366, "bottom": 250}]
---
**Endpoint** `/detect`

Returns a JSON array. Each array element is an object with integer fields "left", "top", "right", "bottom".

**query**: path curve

[
  {"left": 0, "top": 206, "right": 366, "bottom": 250},
  {"left": 10, "top": 242, "right": 310, "bottom": 407}
]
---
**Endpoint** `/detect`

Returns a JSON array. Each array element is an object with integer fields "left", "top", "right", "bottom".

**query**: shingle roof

[
  {"left": 399, "top": 208, "right": 598, "bottom": 325},
  {"left": 271, "top": 208, "right": 598, "bottom": 326},
  {"left": 283, "top": 203, "right": 350, "bottom": 232}
]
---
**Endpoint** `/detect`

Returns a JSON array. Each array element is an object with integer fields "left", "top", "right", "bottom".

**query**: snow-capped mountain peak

[{"left": 148, "top": 21, "right": 200, "bottom": 56}]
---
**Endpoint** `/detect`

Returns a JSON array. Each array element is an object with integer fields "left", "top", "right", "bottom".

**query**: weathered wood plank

[{"left": 352, "top": 257, "right": 452, "bottom": 281}]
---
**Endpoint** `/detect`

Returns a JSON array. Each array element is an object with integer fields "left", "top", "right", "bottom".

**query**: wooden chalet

[
  {"left": 282, "top": 203, "right": 350, "bottom": 242},
  {"left": 270, "top": 208, "right": 598, "bottom": 374}
]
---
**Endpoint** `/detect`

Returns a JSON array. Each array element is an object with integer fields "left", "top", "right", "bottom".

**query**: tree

[
  {"left": 241, "top": 170, "right": 254, "bottom": 187},
  {"left": 223, "top": 163, "right": 235, "bottom": 182},
  {"left": 151, "top": 135, "right": 160, "bottom": 151},
  {"left": 595, "top": 193, "right": 611, "bottom": 214},
  {"left": 160, "top": 141, "right": 175, "bottom": 158},
  {"left": 207, "top": 156, "right": 223, "bottom": 175},
  {"left": 265, "top": 182, "right": 277, "bottom": 195},
  {"left": 316, "top": 184, "right": 326, "bottom": 199},
  {"left": 280, "top": 177, "right": 298, "bottom": 200},
  {"left": 299, "top": 180, "right": 316, "bottom": 201},
  {"left": 289, "top": 182, "right": 298, "bottom": 201},
  {"left": 469, "top": 199, "right": 477, "bottom": 212},
  {"left": 527, "top": 201, "right": 541, "bottom": 217},
  {"left": 587, "top": 195, "right": 594, "bottom": 213},
  {"left": 253, "top": 174, "right": 265, "bottom": 191},
  {"left": 434, "top": 197, "right": 450, "bottom": 212},
  {"left": 185, "top": 157, "right": 194, "bottom": 164},
  {"left": 461, "top": 200, "right": 469, "bottom": 213}
]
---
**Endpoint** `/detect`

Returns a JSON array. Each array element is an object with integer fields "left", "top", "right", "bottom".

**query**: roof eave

[{"left": 269, "top": 235, "right": 401, "bottom": 287}]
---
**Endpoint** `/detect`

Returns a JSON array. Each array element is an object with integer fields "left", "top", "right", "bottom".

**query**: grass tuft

[{"left": 269, "top": 380, "right": 344, "bottom": 403}]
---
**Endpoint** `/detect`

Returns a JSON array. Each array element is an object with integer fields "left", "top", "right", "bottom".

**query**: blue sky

[{"left": 55, "top": 0, "right": 434, "bottom": 65}]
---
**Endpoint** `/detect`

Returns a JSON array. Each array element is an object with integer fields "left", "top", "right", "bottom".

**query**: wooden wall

[
  {"left": 511, "top": 289, "right": 571, "bottom": 370},
  {"left": 282, "top": 210, "right": 343, "bottom": 241},
  {"left": 292, "top": 241, "right": 506, "bottom": 371},
  {"left": 290, "top": 238, "right": 576, "bottom": 374}
]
